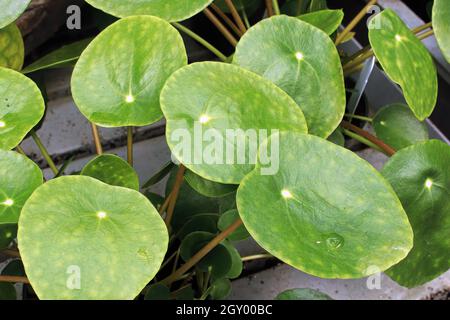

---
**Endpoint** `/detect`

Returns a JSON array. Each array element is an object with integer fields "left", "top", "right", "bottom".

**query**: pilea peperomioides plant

[{"left": 0, "top": 0, "right": 449, "bottom": 300}]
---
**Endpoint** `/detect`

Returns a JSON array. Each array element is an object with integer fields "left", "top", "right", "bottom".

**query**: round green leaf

[
  {"left": 233, "top": 16, "right": 345, "bottom": 138},
  {"left": 214, "top": 0, "right": 261, "bottom": 14},
  {"left": 18, "top": 176, "right": 168, "bottom": 300},
  {"left": 185, "top": 170, "right": 237, "bottom": 198},
  {"left": 210, "top": 278, "right": 232, "bottom": 300},
  {"left": 222, "top": 240, "right": 243, "bottom": 279},
  {"left": 22, "top": 38, "right": 92, "bottom": 74},
  {"left": 144, "top": 283, "right": 171, "bottom": 300},
  {"left": 433, "top": 0, "right": 450, "bottom": 63},
  {"left": 218, "top": 209, "right": 250, "bottom": 241},
  {"left": 162, "top": 62, "right": 308, "bottom": 184},
  {"left": 298, "top": 9, "right": 344, "bottom": 35},
  {"left": 373, "top": 103, "right": 429, "bottom": 150},
  {"left": 0, "top": 283, "right": 16, "bottom": 300},
  {"left": 81, "top": 154, "right": 140, "bottom": 190},
  {"left": 0, "top": 23, "right": 24, "bottom": 71},
  {"left": 237, "top": 132, "right": 413, "bottom": 279},
  {"left": 177, "top": 213, "right": 219, "bottom": 240},
  {"left": 0, "top": 224, "right": 16, "bottom": 249},
  {"left": 275, "top": 288, "right": 332, "bottom": 300},
  {"left": 71, "top": 16, "right": 187, "bottom": 127},
  {"left": 369, "top": 9, "right": 437, "bottom": 121},
  {"left": 0, "top": 67, "right": 45, "bottom": 150},
  {"left": 0, "top": 150, "right": 43, "bottom": 224},
  {"left": 382, "top": 140, "right": 450, "bottom": 288},
  {"left": 85, "top": 0, "right": 214, "bottom": 22},
  {"left": 180, "top": 231, "right": 232, "bottom": 279},
  {"left": 0, "top": 0, "right": 31, "bottom": 29}
]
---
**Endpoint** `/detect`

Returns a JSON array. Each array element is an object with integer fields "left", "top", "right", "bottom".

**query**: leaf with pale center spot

[
  {"left": 369, "top": 9, "right": 437, "bottom": 121},
  {"left": 18, "top": 176, "right": 168, "bottom": 300},
  {"left": 233, "top": 16, "right": 345, "bottom": 138},
  {"left": 71, "top": 16, "right": 187, "bottom": 127},
  {"left": 433, "top": 0, "right": 450, "bottom": 63},
  {"left": 162, "top": 62, "right": 308, "bottom": 184},
  {"left": 0, "top": 23, "right": 24, "bottom": 71},
  {"left": 237, "top": 132, "right": 413, "bottom": 279},
  {"left": 81, "top": 154, "right": 139, "bottom": 190},
  {"left": 0, "top": 67, "right": 45, "bottom": 150},
  {"left": 0, "top": 0, "right": 31, "bottom": 29},
  {"left": 373, "top": 104, "right": 429, "bottom": 150},
  {"left": 85, "top": 0, "right": 214, "bottom": 22},
  {"left": 298, "top": 9, "right": 344, "bottom": 35},
  {"left": 276, "top": 288, "right": 332, "bottom": 300},
  {"left": 0, "top": 150, "right": 42, "bottom": 225},
  {"left": 382, "top": 140, "right": 450, "bottom": 288}
]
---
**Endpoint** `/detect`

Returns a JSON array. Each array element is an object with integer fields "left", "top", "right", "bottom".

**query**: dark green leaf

[
  {"left": 373, "top": 104, "right": 429, "bottom": 150},
  {"left": 383, "top": 140, "right": 450, "bottom": 287}
]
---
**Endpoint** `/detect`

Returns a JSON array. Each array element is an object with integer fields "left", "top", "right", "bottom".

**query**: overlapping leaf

[
  {"left": 233, "top": 16, "right": 345, "bottom": 137},
  {"left": 237, "top": 132, "right": 413, "bottom": 278}
]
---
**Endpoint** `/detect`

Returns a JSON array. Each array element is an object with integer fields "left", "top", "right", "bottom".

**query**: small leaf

[
  {"left": 81, "top": 154, "right": 140, "bottom": 190},
  {"left": 18, "top": 176, "right": 168, "bottom": 299},
  {"left": 382, "top": 140, "right": 450, "bottom": 288},
  {"left": 0, "top": 0, "right": 31, "bottom": 29},
  {"left": 433, "top": 0, "right": 450, "bottom": 63},
  {"left": 276, "top": 288, "right": 332, "bottom": 300},
  {"left": 144, "top": 283, "right": 171, "bottom": 300},
  {"left": 373, "top": 104, "right": 429, "bottom": 150},
  {"left": 85, "top": 0, "right": 214, "bottom": 22},
  {"left": 0, "top": 23, "right": 24, "bottom": 71},
  {"left": 177, "top": 213, "right": 220, "bottom": 240},
  {"left": 185, "top": 170, "right": 237, "bottom": 198},
  {"left": 222, "top": 240, "right": 243, "bottom": 279},
  {"left": 162, "top": 62, "right": 307, "bottom": 184},
  {"left": 72, "top": 16, "right": 187, "bottom": 127},
  {"left": 0, "top": 150, "right": 43, "bottom": 224},
  {"left": 0, "top": 224, "right": 17, "bottom": 249},
  {"left": 180, "top": 232, "right": 232, "bottom": 279},
  {"left": 369, "top": 9, "right": 437, "bottom": 120},
  {"left": 0, "top": 67, "right": 45, "bottom": 150},
  {"left": 22, "top": 38, "right": 92, "bottom": 74},
  {"left": 142, "top": 161, "right": 175, "bottom": 189},
  {"left": 237, "top": 132, "right": 413, "bottom": 278},
  {"left": 210, "top": 278, "right": 232, "bottom": 300},
  {"left": 218, "top": 209, "right": 250, "bottom": 241},
  {"left": 298, "top": 9, "right": 344, "bottom": 35},
  {"left": 233, "top": 16, "right": 345, "bottom": 138}
]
